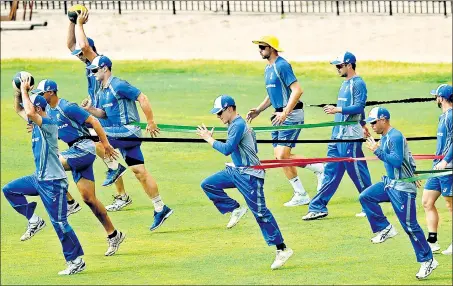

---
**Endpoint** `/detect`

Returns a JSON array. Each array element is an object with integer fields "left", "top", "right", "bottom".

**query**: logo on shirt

[
  {"left": 338, "top": 97, "right": 347, "bottom": 102},
  {"left": 32, "top": 137, "right": 40, "bottom": 142},
  {"left": 58, "top": 123, "right": 68, "bottom": 130},
  {"left": 437, "top": 133, "right": 443, "bottom": 136},
  {"left": 103, "top": 103, "right": 113, "bottom": 108},
  {"left": 266, "top": 84, "right": 276, "bottom": 88}
]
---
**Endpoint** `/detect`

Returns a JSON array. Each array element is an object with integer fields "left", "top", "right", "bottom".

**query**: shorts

[
  {"left": 424, "top": 175, "right": 453, "bottom": 197},
  {"left": 60, "top": 141, "right": 96, "bottom": 183},
  {"left": 104, "top": 125, "right": 144, "bottom": 165},
  {"left": 270, "top": 119, "right": 303, "bottom": 148}
]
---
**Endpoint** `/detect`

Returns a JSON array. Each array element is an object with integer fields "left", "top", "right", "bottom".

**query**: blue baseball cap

[
  {"left": 430, "top": 84, "right": 453, "bottom": 99},
  {"left": 32, "top": 79, "right": 58, "bottom": 95},
  {"left": 330, "top": 51, "right": 357, "bottom": 65},
  {"left": 71, "top": 38, "right": 95, "bottom": 55},
  {"left": 86, "top": 55, "right": 112, "bottom": 70},
  {"left": 210, "top": 95, "right": 236, "bottom": 114},
  {"left": 20, "top": 93, "right": 48, "bottom": 109},
  {"left": 366, "top": 107, "right": 390, "bottom": 123}
]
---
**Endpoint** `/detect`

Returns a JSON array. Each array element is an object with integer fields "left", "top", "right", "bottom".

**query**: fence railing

[{"left": 2, "top": 1, "right": 453, "bottom": 16}]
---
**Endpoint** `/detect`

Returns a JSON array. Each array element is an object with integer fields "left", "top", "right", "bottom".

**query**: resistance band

[{"left": 307, "top": 97, "right": 435, "bottom": 108}]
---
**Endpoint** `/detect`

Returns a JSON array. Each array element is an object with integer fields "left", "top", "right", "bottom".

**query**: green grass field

[{"left": 1, "top": 59, "right": 452, "bottom": 285}]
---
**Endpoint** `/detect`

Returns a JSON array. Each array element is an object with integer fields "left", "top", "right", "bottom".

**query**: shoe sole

[
  {"left": 106, "top": 199, "right": 133, "bottom": 212},
  {"left": 150, "top": 209, "right": 174, "bottom": 231},
  {"left": 105, "top": 233, "right": 126, "bottom": 256},
  {"left": 21, "top": 220, "right": 46, "bottom": 241},
  {"left": 226, "top": 209, "right": 248, "bottom": 229},
  {"left": 441, "top": 251, "right": 452, "bottom": 255},
  {"left": 102, "top": 168, "right": 128, "bottom": 187},
  {"left": 67, "top": 205, "right": 82, "bottom": 217},
  {"left": 371, "top": 231, "right": 398, "bottom": 244},
  {"left": 302, "top": 213, "right": 328, "bottom": 221},
  {"left": 58, "top": 262, "right": 86, "bottom": 275}
]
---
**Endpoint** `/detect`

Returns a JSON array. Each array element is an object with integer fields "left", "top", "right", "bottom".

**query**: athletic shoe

[
  {"left": 441, "top": 243, "right": 452, "bottom": 255},
  {"left": 416, "top": 258, "right": 438, "bottom": 280},
  {"left": 355, "top": 211, "right": 367, "bottom": 217},
  {"left": 20, "top": 217, "right": 46, "bottom": 241},
  {"left": 283, "top": 193, "right": 310, "bottom": 207},
  {"left": 150, "top": 205, "right": 174, "bottom": 231},
  {"left": 315, "top": 171, "right": 325, "bottom": 191},
  {"left": 106, "top": 194, "right": 132, "bottom": 212},
  {"left": 302, "top": 211, "right": 328, "bottom": 221},
  {"left": 371, "top": 224, "right": 398, "bottom": 244},
  {"left": 67, "top": 201, "right": 82, "bottom": 217},
  {"left": 428, "top": 241, "right": 441, "bottom": 253},
  {"left": 226, "top": 206, "right": 248, "bottom": 229},
  {"left": 105, "top": 231, "right": 126, "bottom": 256},
  {"left": 271, "top": 248, "right": 294, "bottom": 270},
  {"left": 102, "top": 164, "right": 127, "bottom": 187},
  {"left": 58, "top": 257, "right": 86, "bottom": 275}
]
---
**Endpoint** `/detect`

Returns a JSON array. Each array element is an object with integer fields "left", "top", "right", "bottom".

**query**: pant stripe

[
  {"left": 405, "top": 195, "right": 418, "bottom": 242},
  {"left": 57, "top": 180, "right": 65, "bottom": 234},
  {"left": 353, "top": 142, "right": 365, "bottom": 189}
]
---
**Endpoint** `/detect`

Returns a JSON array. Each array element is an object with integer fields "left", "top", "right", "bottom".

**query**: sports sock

[
  {"left": 108, "top": 230, "right": 118, "bottom": 239},
  {"left": 29, "top": 213, "right": 39, "bottom": 224},
  {"left": 289, "top": 176, "right": 307, "bottom": 196},
  {"left": 427, "top": 232, "right": 438, "bottom": 243},
  {"left": 67, "top": 199, "right": 75, "bottom": 205},
  {"left": 152, "top": 195, "right": 164, "bottom": 212},
  {"left": 103, "top": 157, "right": 119, "bottom": 170},
  {"left": 276, "top": 243, "right": 286, "bottom": 251}
]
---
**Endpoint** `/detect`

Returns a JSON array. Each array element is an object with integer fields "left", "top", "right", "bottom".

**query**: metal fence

[{"left": 3, "top": 1, "right": 453, "bottom": 16}]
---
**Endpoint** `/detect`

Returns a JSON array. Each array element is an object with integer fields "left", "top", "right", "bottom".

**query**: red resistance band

[{"left": 253, "top": 155, "right": 444, "bottom": 170}]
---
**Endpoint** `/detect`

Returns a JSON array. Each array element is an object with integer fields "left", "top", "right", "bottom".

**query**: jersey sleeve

[
  {"left": 277, "top": 62, "right": 298, "bottom": 88},
  {"left": 64, "top": 103, "right": 91, "bottom": 125},
  {"left": 443, "top": 112, "right": 453, "bottom": 163},
  {"left": 115, "top": 80, "right": 141, "bottom": 101},
  {"left": 213, "top": 122, "right": 246, "bottom": 156},
  {"left": 374, "top": 132, "right": 404, "bottom": 168},
  {"left": 40, "top": 117, "right": 59, "bottom": 135},
  {"left": 342, "top": 79, "right": 367, "bottom": 115}
]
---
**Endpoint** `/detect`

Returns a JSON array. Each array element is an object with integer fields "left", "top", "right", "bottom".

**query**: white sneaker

[
  {"left": 58, "top": 257, "right": 86, "bottom": 275},
  {"left": 283, "top": 193, "right": 310, "bottom": 207},
  {"left": 371, "top": 224, "right": 398, "bottom": 244},
  {"left": 20, "top": 217, "right": 46, "bottom": 241},
  {"left": 226, "top": 206, "right": 247, "bottom": 229},
  {"left": 302, "top": 211, "right": 328, "bottom": 221},
  {"left": 428, "top": 241, "right": 441, "bottom": 253},
  {"left": 67, "top": 201, "right": 82, "bottom": 217},
  {"left": 355, "top": 211, "right": 367, "bottom": 217},
  {"left": 415, "top": 258, "right": 438, "bottom": 280},
  {"left": 105, "top": 231, "right": 126, "bottom": 256},
  {"left": 441, "top": 243, "right": 452, "bottom": 255},
  {"left": 315, "top": 171, "right": 325, "bottom": 191},
  {"left": 105, "top": 194, "right": 132, "bottom": 212},
  {"left": 271, "top": 248, "right": 294, "bottom": 270}
]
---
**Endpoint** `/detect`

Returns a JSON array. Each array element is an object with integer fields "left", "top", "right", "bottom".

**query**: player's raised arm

[{"left": 20, "top": 78, "right": 42, "bottom": 126}]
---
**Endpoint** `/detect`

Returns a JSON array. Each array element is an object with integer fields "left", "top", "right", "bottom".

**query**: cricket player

[
  {"left": 247, "top": 35, "right": 324, "bottom": 207},
  {"left": 198, "top": 95, "right": 293, "bottom": 270},
  {"left": 2, "top": 77, "right": 85, "bottom": 275},
  {"left": 422, "top": 84, "right": 453, "bottom": 255},
  {"left": 67, "top": 9, "right": 131, "bottom": 213},
  {"left": 303, "top": 51, "right": 372, "bottom": 220},
  {"left": 359, "top": 107, "right": 438, "bottom": 280},
  {"left": 83, "top": 55, "right": 173, "bottom": 231},
  {"left": 33, "top": 79, "right": 126, "bottom": 256}
]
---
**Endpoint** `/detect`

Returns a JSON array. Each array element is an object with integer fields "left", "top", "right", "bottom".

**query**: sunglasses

[
  {"left": 216, "top": 108, "right": 227, "bottom": 116},
  {"left": 258, "top": 45, "right": 270, "bottom": 50},
  {"left": 336, "top": 64, "right": 346, "bottom": 69},
  {"left": 90, "top": 67, "right": 99, "bottom": 74},
  {"left": 369, "top": 120, "right": 378, "bottom": 125}
]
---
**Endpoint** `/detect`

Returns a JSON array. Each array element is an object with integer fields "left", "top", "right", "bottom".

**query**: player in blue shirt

[
  {"left": 247, "top": 35, "right": 325, "bottom": 207},
  {"left": 359, "top": 107, "right": 438, "bottom": 280},
  {"left": 422, "top": 84, "right": 453, "bottom": 256},
  {"left": 197, "top": 95, "right": 293, "bottom": 270},
  {"left": 84, "top": 55, "right": 173, "bottom": 231},
  {"left": 303, "top": 52, "right": 372, "bottom": 221},
  {"left": 2, "top": 77, "right": 85, "bottom": 275},
  {"left": 67, "top": 10, "right": 130, "bottom": 213},
  {"left": 33, "top": 79, "right": 126, "bottom": 256}
]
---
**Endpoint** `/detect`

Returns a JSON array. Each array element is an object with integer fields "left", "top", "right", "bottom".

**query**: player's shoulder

[
  {"left": 275, "top": 56, "right": 291, "bottom": 69},
  {"left": 390, "top": 128, "right": 404, "bottom": 141},
  {"left": 60, "top": 99, "right": 80, "bottom": 112}
]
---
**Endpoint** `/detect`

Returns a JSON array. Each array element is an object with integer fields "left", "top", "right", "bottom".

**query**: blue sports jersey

[
  {"left": 264, "top": 57, "right": 299, "bottom": 109},
  {"left": 47, "top": 99, "right": 91, "bottom": 144},
  {"left": 374, "top": 128, "right": 417, "bottom": 192},
  {"left": 433, "top": 108, "right": 453, "bottom": 167},
  {"left": 85, "top": 61, "right": 101, "bottom": 108},
  {"left": 98, "top": 76, "right": 141, "bottom": 126},
  {"left": 212, "top": 116, "right": 264, "bottom": 179},
  {"left": 332, "top": 76, "right": 367, "bottom": 139},
  {"left": 31, "top": 117, "right": 67, "bottom": 181}
]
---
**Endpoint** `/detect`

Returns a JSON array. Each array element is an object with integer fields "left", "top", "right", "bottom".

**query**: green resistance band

[
  {"left": 398, "top": 171, "right": 452, "bottom": 183},
  {"left": 131, "top": 121, "right": 358, "bottom": 133}
]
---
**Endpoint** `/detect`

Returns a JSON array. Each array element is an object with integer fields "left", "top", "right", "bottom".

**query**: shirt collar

[{"left": 102, "top": 76, "right": 113, "bottom": 89}]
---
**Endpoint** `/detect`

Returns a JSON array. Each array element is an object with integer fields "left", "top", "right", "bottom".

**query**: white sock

[
  {"left": 103, "top": 157, "right": 119, "bottom": 170},
  {"left": 29, "top": 213, "right": 39, "bottom": 224},
  {"left": 152, "top": 195, "right": 164, "bottom": 212},
  {"left": 289, "top": 176, "right": 307, "bottom": 196},
  {"left": 72, "top": 256, "right": 82, "bottom": 264},
  {"left": 305, "top": 163, "right": 324, "bottom": 173}
]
